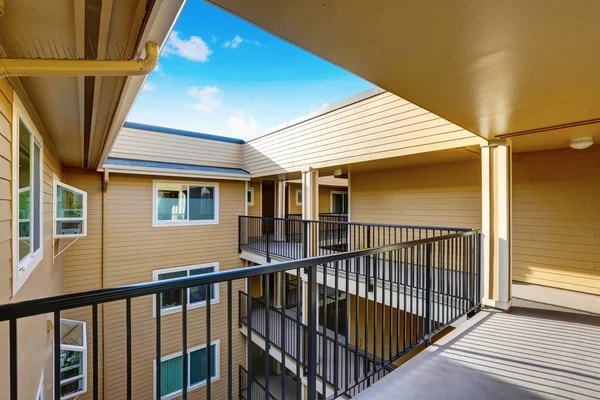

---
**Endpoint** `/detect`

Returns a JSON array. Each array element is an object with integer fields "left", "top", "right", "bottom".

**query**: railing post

[
  {"left": 303, "top": 221, "right": 308, "bottom": 272},
  {"left": 425, "top": 243, "right": 432, "bottom": 346},
  {"left": 238, "top": 215, "right": 242, "bottom": 254},
  {"left": 306, "top": 264, "right": 318, "bottom": 400},
  {"left": 266, "top": 219, "right": 271, "bottom": 262},
  {"left": 476, "top": 232, "right": 482, "bottom": 312}
]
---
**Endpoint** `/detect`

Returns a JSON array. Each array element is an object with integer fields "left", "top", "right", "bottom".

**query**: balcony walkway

[
  {"left": 353, "top": 306, "right": 600, "bottom": 400},
  {"left": 240, "top": 294, "right": 392, "bottom": 397}
]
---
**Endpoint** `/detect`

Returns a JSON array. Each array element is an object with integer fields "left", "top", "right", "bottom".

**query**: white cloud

[
  {"left": 223, "top": 35, "right": 243, "bottom": 49},
  {"left": 223, "top": 35, "right": 262, "bottom": 49},
  {"left": 187, "top": 86, "right": 223, "bottom": 113},
  {"left": 228, "top": 115, "right": 259, "bottom": 136},
  {"left": 163, "top": 31, "right": 212, "bottom": 62},
  {"left": 142, "top": 82, "right": 156, "bottom": 92},
  {"left": 211, "top": 34, "right": 218, "bottom": 43}
]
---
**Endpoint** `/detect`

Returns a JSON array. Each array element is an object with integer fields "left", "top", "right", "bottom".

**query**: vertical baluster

[
  {"left": 372, "top": 253, "right": 378, "bottom": 384},
  {"left": 9, "top": 318, "right": 17, "bottom": 400},
  {"left": 206, "top": 284, "right": 212, "bottom": 399},
  {"left": 396, "top": 248, "right": 401, "bottom": 356},
  {"left": 93, "top": 303, "right": 99, "bottom": 400},
  {"left": 307, "top": 263, "right": 318, "bottom": 400},
  {"left": 247, "top": 278, "right": 253, "bottom": 400},
  {"left": 228, "top": 282, "right": 233, "bottom": 400},
  {"left": 425, "top": 244, "right": 432, "bottom": 346},
  {"left": 354, "top": 257, "right": 360, "bottom": 386},
  {"left": 322, "top": 263, "right": 328, "bottom": 390},
  {"left": 155, "top": 294, "right": 161, "bottom": 400},
  {"left": 264, "top": 274, "right": 270, "bottom": 397},
  {"left": 126, "top": 298, "right": 132, "bottom": 399},
  {"left": 364, "top": 255, "right": 370, "bottom": 384},
  {"left": 334, "top": 261, "right": 339, "bottom": 396},
  {"left": 345, "top": 258, "right": 350, "bottom": 392},
  {"left": 182, "top": 288, "right": 188, "bottom": 400},
  {"left": 295, "top": 267, "right": 301, "bottom": 400},
  {"left": 55, "top": 310, "right": 61, "bottom": 400},
  {"left": 403, "top": 247, "right": 407, "bottom": 353},
  {"left": 281, "top": 273, "right": 287, "bottom": 400}
]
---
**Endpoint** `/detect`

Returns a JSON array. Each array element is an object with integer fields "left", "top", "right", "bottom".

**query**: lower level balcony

[{"left": 3, "top": 228, "right": 596, "bottom": 399}]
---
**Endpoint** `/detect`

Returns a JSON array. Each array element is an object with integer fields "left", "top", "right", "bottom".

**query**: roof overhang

[
  {"left": 101, "top": 157, "right": 251, "bottom": 181},
  {"left": 0, "top": 0, "right": 185, "bottom": 169},
  {"left": 207, "top": 0, "right": 600, "bottom": 141}
]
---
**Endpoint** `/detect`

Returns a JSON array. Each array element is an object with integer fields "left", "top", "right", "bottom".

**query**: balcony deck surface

[{"left": 354, "top": 306, "right": 600, "bottom": 400}]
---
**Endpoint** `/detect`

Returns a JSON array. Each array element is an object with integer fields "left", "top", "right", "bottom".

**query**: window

[
  {"left": 156, "top": 342, "right": 219, "bottom": 400},
  {"left": 295, "top": 189, "right": 302, "bottom": 206},
  {"left": 153, "top": 263, "right": 219, "bottom": 315},
  {"left": 247, "top": 187, "right": 254, "bottom": 206},
  {"left": 54, "top": 179, "right": 87, "bottom": 238},
  {"left": 12, "top": 92, "right": 43, "bottom": 294},
  {"left": 153, "top": 181, "right": 219, "bottom": 226},
  {"left": 331, "top": 191, "right": 348, "bottom": 213},
  {"left": 59, "top": 319, "right": 87, "bottom": 399}
]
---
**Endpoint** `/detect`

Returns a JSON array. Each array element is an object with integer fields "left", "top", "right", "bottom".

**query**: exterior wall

[
  {"left": 111, "top": 126, "right": 244, "bottom": 170},
  {"left": 248, "top": 182, "right": 261, "bottom": 217},
  {"left": 351, "top": 160, "right": 482, "bottom": 229},
  {"left": 244, "top": 91, "right": 483, "bottom": 177},
  {"left": 62, "top": 168, "right": 105, "bottom": 399},
  {"left": 0, "top": 79, "right": 65, "bottom": 400},
  {"left": 319, "top": 186, "right": 347, "bottom": 213},
  {"left": 99, "top": 173, "right": 247, "bottom": 399},
  {"left": 286, "top": 183, "right": 347, "bottom": 216},
  {"left": 512, "top": 146, "right": 600, "bottom": 295}
]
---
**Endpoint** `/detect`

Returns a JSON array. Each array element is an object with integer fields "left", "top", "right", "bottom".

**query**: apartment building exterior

[{"left": 1, "top": 1, "right": 600, "bottom": 400}]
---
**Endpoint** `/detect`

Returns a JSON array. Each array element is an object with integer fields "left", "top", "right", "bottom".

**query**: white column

[
  {"left": 301, "top": 168, "right": 319, "bottom": 257},
  {"left": 481, "top": 139, "right": 513, "bottom": 310},
  {"left": 275, "top": 181, "right": 286, "bottom": 241}
]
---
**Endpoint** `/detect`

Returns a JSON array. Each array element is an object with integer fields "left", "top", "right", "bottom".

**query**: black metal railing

[
  {"left": 287, "top": 213, "right": 348, "bottom": 223},
  {"left": 239, "top": 365, "right": 276, "bottom": 400},
  {"left": 239, "top": 215, "right": 470, "bottom": 264},
  {"left": 1, "top": 229, "right": 480, "bottom": 400}
]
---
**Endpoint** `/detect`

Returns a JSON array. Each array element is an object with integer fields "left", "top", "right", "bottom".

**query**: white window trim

[
  {"left": 330, "top": 190, "right": 348, "bottom": 213},
  {"left": 11, "top": 90, "right": 44, "bottom": 295},
  {"left": 53, "top": 178, "right": 88, "bottom": 239},
  {"left": 152, "top": 262, "right": 220, "bottom": 317},
  {"left": 152, "top": 180, "right": 219, "bottom": 227},
  {"left": 247, "top": 186, "right": 254, "bottom": 206},
  {"left": 295, "top": 188, "right": 302, "bottom": 206},
  {"left": 59, "top": 318, "right": 87, "bottom": 400},
  {"left": 36, "top": 370, "right": 44, "bottom": 400},
  {"left": 153, "top": 340, "right": 220, "bottom": 400}
]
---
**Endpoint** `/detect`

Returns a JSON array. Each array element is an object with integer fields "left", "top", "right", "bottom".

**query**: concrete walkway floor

[{"left": 354, "top": 307, "right": 600, "bottom": 400}]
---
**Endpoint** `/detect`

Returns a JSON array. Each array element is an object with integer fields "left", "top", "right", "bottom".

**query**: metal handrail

[
  {"left": 248, "top": 214, "right": 472, "bottom": 232},
  {"left": 0, "top": 230, "right": 479, "bottom": 321}
]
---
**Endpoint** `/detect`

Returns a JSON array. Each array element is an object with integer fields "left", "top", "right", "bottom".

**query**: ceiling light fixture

[
  {"left": 569, "top": 137, "right": 593, "bottom": 150},
  {"left": 333, "top": 169, "right": 343, "bottom": 177}
]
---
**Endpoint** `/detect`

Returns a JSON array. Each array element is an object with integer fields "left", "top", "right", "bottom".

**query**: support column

[
  {"left": 275, "top": 181, "right": 286, "bottom": 241},
  {"left": 301, "top": 168, "right": 319, "bottom": 257},
  {"left": 481, "top": 139, "right": 513, "bottom": 310}
]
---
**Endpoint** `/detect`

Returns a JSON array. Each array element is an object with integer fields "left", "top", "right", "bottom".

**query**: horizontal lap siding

[
  {"left": 103, "top": 174, "right": 246, "bottom": 399},
  {"left": 111, "top": 128, "right": 244, "bottom": 169},
  {"left": 244, "top": 92, "right": 482, "bottom": 176},
  {"left": 248, "top": 182, "right": 261, "bottom": 217},
  {"left": 351, "top": 160, "right": 482, "bottom": 229},
  {"left": 513, "top": 146, "right": 600, "bottom": 295},
  {"left": 0, "top": 80, "right": 65, "bottom": 400}
]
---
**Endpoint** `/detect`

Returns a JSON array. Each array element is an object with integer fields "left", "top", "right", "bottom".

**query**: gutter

[{"left": 0, "top": 41, "right": 158, "bottom": 77}]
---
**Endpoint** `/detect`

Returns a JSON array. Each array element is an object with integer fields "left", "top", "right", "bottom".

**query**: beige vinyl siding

[
  {"left": 288, "top": 183, "right": 302, "bottom": 215},
  {"left": 512, "top": 146, "right": 600, "bottom": 295},
  {"left": 244, "top": 92, "right": 483, "bottom": 177},
  {"left": 0, "top": 80, "right": 65, "bottom": 400},
  {"left": 62, "top": 168, "right": 104, "bottom": 400},
  {"left": 320, "top": 186, "right": 347, "bottom": 213},
  {"left": 101, "top": 174, "right": 246, "bottom": 399},
  {"left": 111, "top": 127, "right": 244, "bottom": 169},
  {"left": 351, "top": 160, "right": 482, "bottom": 229},
  {"left": 248, "top": 182, "right": 261, "bottom": 217}
]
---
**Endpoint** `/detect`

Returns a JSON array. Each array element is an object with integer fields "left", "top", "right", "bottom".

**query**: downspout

[{"left": 0, "top": 41, "right": 158, "bottom": 77}]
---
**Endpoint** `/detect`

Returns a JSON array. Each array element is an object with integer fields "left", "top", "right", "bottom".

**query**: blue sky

[{"left": 126, "top": 0, "right": 374, "bottom": 139}]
